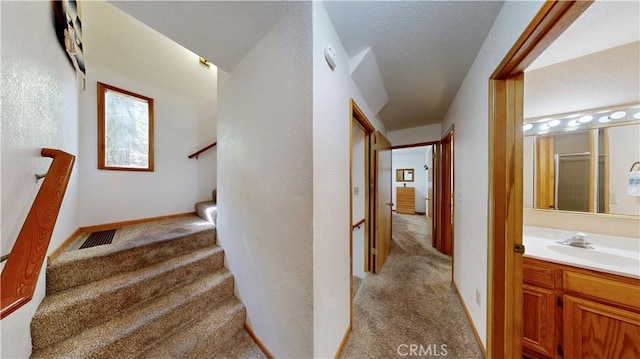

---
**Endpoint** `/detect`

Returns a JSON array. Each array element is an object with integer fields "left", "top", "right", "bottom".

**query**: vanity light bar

[{"left": 524, "top": 105, "right": 640, "bottom": 135}]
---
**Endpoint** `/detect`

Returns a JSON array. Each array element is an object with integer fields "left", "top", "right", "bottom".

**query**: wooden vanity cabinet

[
  {"left": 523, "top": 260, "right": 560, "bottom": 359},
  {"left": 523, "top": 284, "right": 557, "bottom": 357},
  {"left": 523, "top": 257, "right": 640, "bottom": 359}
]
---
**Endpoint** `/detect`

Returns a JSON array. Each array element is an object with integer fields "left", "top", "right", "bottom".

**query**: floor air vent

[{"left": 80, "top": 229, "right": 116, "bottom": 249}]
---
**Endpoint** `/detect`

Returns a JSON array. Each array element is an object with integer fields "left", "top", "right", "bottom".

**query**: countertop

[{"left": 523, "top": 226, "right": 640, "bottom": 279}]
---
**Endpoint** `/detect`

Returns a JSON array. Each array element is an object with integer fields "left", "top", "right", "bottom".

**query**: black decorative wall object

[{"left": 52, "top": 0, "right": 85, "bottom": 77}]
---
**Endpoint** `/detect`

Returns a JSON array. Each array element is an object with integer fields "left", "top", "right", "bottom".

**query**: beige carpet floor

[{"left": 341, "top": 213, "right": 483, "bottom": 359}]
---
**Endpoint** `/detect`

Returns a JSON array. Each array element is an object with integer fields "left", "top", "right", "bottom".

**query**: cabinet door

[
  {"left": 523, "top": 284, "right": 556, "bottom": 358},
  {"left": 564, "top": 295, "right": 640, "bottom": 358}
]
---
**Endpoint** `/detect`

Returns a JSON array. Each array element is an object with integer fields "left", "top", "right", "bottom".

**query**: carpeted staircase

[{"left": 30, "top": 215, "right": 265, "bottom": 359}]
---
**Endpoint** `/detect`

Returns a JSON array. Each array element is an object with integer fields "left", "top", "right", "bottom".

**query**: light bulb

[
  {"left": 610, "top": 111, "right": 626, "bottom": 120},
  {"left": 578, "top": 115, "right": 593, "bottom": 123},
  {"left": 523, "top": 123, "right": 533, "bottom": 131},
  {"left": 568, "top": 120, "right": 580, "bottom": 127},
  {"left": 548, "top": 119, "right": 561, "bottom": 127}
]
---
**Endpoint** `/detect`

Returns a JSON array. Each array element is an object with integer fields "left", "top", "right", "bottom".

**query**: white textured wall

[
  {"left": 78, "top": 1, "right": 217, "bottom": 226},
  {"left": 312, "top": 2, "right": 386, "bottom": 357},
  {"left": 217, "top": 3, "right": 314, "bottom": 357},
  {"left": 440, "top": 1, "right": 544, "bottom": 347},
  {"left": 1, "top": 2, "right": 80, "bottom": 357},
  {"left": 387, "top": 123, "right": 442, "bottom": 146},
  {"left": 525, "top": 42, "right": 640, "bottom": 119},
  {"left": 392, "top": 151, "right": 428, "bottom": 213},
  {"left": 352, "top": 122, "right": 366, "bottom": 279},
  {"left": 608, "top": 124, "right": 640, "bottom": 216}
]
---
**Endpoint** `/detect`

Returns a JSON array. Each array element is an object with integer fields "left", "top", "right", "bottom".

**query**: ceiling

[
  {"left": 323, "top": 1, "right": 504, "bottom": 130},
  {"left": 528, "top": 1, "right": 640, "bottom": 70},
  {"left": 110, "top": 1, "right": 504, "bottom": 132},
  {"left": 110, "top": 1, "right": 297, "bottom": 72}
]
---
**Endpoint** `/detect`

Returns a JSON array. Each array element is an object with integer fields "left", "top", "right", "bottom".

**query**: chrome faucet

[{"left": 558, "top": 232, "right": 593, "bottom": 249}]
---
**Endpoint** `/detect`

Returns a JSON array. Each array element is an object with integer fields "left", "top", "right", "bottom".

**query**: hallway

[{"left": 342, "top": 213, "right": 482, "bottom": 358}]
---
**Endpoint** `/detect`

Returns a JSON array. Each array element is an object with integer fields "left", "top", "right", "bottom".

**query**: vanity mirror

[
  {"left": 395, "top": 168, "right": 414, "bottom": 182},
  {"left": 523, "top": 104, "right": 640, "bottom": 216}
]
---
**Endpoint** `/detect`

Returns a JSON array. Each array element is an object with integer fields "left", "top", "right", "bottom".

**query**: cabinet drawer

[
  {"left": 524, "top": 261, "right": 555, "bottom": 289},
  {"left": 563, "top": 271, "right": 640, "bottom": 311}
]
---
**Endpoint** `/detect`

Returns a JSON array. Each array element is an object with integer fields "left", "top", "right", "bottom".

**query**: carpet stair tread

[
  {"left": 32, "top": 246, "right": 225, "bottom": 349},
  {"left": 208, "top": 329, "right": 268, "bottom": 359},
  {"left": 47, "top": 215, "right": 215, "bottom": 294},
  {"left": 31, "top": 270, "right": 234, "bottom": 359},
  {"left": 138, "top": 299, "right": 246, "bottom": 359},
  {"left": 195, "top": 201, "right": 217, "bottom": 224}
]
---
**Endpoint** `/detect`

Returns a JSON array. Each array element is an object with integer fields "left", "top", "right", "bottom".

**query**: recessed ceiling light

[
  {"left": 548, "top": 119, "right": 561, "bottom": 127},
  {"left": 539, "top": 124, "right": 550, "bottom": 130},
  {"left": 610, "top": 111, "right": 626, "bottom": 120},
  {"left": 565, "top": 127, "right": 578, "bottom": 132},
  {"left": 598, "top": 116, "right": 612, "bottom": 123},
  {"left": 634, "top": 111, "right": 640, "bottom": 120},
  {"left": 523, "top": 123, "right": 533, "bottom": 131},
  {"left": 538, "top": 130, "right": 549, "bottom": 135},
  {"left": 579, "top": 115, "right": 593, "bottom": 123},
  {"left": 568, "top": 119, "right": 580, "bottom": 127}
]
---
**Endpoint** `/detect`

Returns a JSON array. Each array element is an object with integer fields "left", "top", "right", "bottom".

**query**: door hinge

[
  {"left": 557, "top": 344, "right": 564, "bottom": 356},
  {"left": 514, "top": 243, "right": 525, "bottom": 254},
  {"left": 557, "top": 296, "right": 563, "bottom": 308},
  {"left": 371, "top": 248, "right": 378, "bottom": 256},
  {"left": 371, "top": 144, "right": 378, "bottom": 151}
]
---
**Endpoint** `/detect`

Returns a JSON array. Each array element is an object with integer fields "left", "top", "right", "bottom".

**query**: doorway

[
  {"left": 391, "top": 144, "right": 436, "bottom": 246},
  {"left": 350, "top": 114, "right": 368, "bottom": 300},
  {"left": 349, "top": 99, "right": 393, "bottom": 317},
  {"left": 487, "top": 2, "right": 592, "bottom": 357}
]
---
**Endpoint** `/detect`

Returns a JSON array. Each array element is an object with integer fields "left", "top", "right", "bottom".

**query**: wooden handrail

[
  {"left": 1, "top": 148, "right": 75, "bottom": 319},
  {"left": 352, "top": 218, "right": 365, "bottom": 231},
  {"left": 188, "top": 142, "right": 217, "bottom": 159}
]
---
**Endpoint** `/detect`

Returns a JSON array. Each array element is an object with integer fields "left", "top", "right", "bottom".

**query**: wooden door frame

[
  {"left": 431, "top": 144, "right": 440, "bottom": 248},
  {"left": 390, "top": 141, "right": 440, "bottom": 218},
  {"left": 346, "top": 99, "right": 375, "bottom": 356},
  {"left": 487, "top": 1, "right": 592, "bottom": 358},
  {"left": 438, "top": 126, "right": 454, "bottom": 257}
]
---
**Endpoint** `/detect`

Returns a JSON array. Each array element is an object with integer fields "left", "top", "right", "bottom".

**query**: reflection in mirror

[
  {"left": 523, "top": 105, "right": 640, "bottom": 216},
  {"left": 396, "top": 168, "right": 414, "bottom": 182}
]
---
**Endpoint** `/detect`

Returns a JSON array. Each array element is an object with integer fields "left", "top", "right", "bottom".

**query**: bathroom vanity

[{"left": 522, "top": 228, "right": 640, "bottom": 359}]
